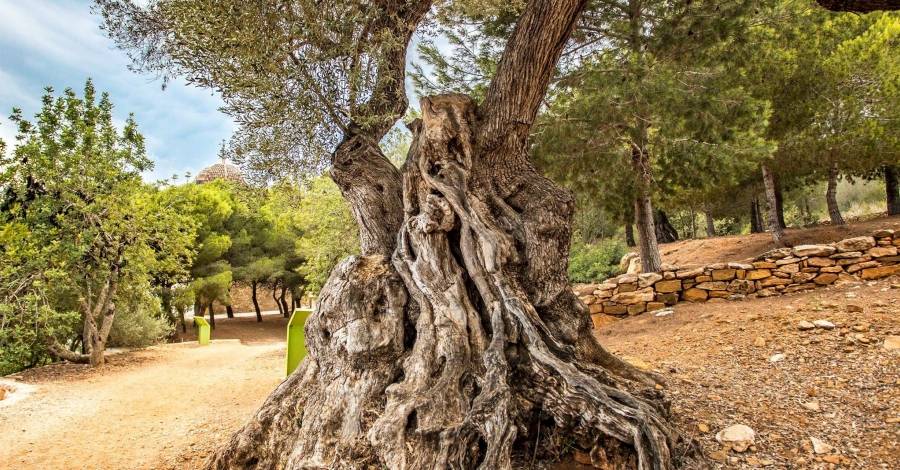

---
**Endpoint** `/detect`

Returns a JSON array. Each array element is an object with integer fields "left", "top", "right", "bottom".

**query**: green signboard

[
  {"left": 194, "top": 316, "right": 210, "bottom": 346},
  {"left": 286, "top": 309, "right": 313, "bottom": 376}
]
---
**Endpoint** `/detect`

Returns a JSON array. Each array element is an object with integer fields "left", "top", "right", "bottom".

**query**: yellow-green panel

[
  {"left": 286, "top": 309, "right": 313, "bottom": 376},
  {"left": 194, "top": 317, "right": 210, "bottom": 346}
]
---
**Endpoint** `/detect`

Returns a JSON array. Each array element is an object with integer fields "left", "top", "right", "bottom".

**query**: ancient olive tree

[{"left": 98, "top": 0, "right": 692, "bottom": 468}]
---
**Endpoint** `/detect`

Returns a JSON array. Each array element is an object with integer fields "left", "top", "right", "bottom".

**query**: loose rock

[{"left": 715, "top": 424, "right": 756, "bottom": 452}]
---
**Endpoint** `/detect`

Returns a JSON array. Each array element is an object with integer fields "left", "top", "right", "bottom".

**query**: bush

[
  {"left": 568, "top": 239, "right": 627, "bottom": 283},
  {"left": 108, "top": 289, "right": 173, "bottom": 348}
]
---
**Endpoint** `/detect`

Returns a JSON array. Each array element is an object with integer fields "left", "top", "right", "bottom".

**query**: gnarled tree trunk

[
  {"left": 205, "top": 0, "right": 688, "bottom": 468},
  {"left": 207, "top": 95, "right": 689, "bottom": 470},
  {"left": 826, "top": 163, "right": 845, "bottom": 225},
  {"left": 251, "top": 280, "right": 263, "bottom": 322}
]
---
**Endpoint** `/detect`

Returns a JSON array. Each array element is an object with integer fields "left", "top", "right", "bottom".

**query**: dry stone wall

[{"left": 576, "top": 229, "right": 900, "bottom": 328}]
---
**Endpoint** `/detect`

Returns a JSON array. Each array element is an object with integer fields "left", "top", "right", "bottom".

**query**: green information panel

[
  {"left": 286, "top": 309, "right": 313, "bottom": 376},
  {"left": 194, "top": 316, "right": 210, "bottom": 346}
]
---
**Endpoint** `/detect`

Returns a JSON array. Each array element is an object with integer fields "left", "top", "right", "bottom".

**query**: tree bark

[
  {"left": 654, "top": 209, "right": 679, "bottom": 244},
  {"left": 762, "top": 165, "right": 785, "bottom": 246},
  {"left": 826, "top": 163, "right": 845, "bottom": 226},
  {"left": 279, "top": 286, "right": 290, "bottom": 318},
  {"left": 225, "top": 304, "right": 235, "bottom": 319},
  {"left": 750, "top": 195, "right": 763, "bottom": 233},
  {"left": 208, "top": 94, "right": 686, "bottom": 470},
  {"left": 624, "top": 222, "right": 636, "bottom": 247},
  {"left": 773, "top": 174, "right": 787, "bottom": 230},
  {"left": 251, "top": 280, "right": 262, "bottom": 322},
  {"left": 634, "top": 196, "right": 663, "bottom": 272},
  {"left": 208, "top": 302, "right": 215, "bottom": 330},
  {"left": 271, "top": 281, "right": 284, "bottom": 317},
  {"left": 705, "top": 210, "right": 716, "bottom": 238},
  {"left": 206, "top": 1, "right": 689, "bottom": 468},
  {"left": 885, "top": 165, "right": 900, "bottom": 216}
]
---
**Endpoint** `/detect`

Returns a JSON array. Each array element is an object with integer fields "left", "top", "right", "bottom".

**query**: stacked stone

[{"left": 576, "top": 229, "right": 900, "bottom": 328}]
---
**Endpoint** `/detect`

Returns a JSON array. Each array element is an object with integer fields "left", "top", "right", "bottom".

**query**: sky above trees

[
  {"left": 0, "top": 1, "right": 446, "bottom": 183},
  {"left": 0, "top": 0, "right": 236, "bottom": 181}
]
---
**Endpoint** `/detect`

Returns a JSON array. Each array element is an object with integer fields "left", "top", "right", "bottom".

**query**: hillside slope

[{"left": 655, "top": 215, "right": 900, "bottom": 266}]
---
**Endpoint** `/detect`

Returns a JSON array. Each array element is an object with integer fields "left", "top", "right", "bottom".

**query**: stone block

[
  {"left": 792, "top": 244, "right": 836, "bottom": 257},
  {"left": 727, "top": 279, "right": 756, "bottom": 294},
  {"left": 603, "top": 303, "right": 627, "bottom": 315},
  {"left": 830, "top": 251, "right": 862, "bottom": 259},
  {"left": 836, "top": 236, "right": 876, "bottom": 252},
  {"left": 847, "top": 261, "right": 880, "bottom": 273},
  {"left": 611, "top": 288, "right": 655, "bottom": 304},
  {"left": 708, "top": 290, "right": 730, "bottom": 298},
  {"left": 682, "top": 288, "right": 708, "bottom": 302},
  {"left": 813, "top": 273, "right": 839, "bottom": 285},
  {"left": 758, "top": 277, "right": 792, "bottom": 288},
  {"left": 746, "top": 269, "right": 772, "bottom": 280},
  {"left": 675, "top": 267, "right": 705, "bottom": 279},
  {"left": 711, "top": 269, "right": 736, "bottom": 281},
  {"left": 837, "top": 256, "right": 871, "bottom": 266},
  {"left": 752, "top": 261, "right": 777, "bottom": 269},
  {"left": 617, "top": 282, "right": 637, "bottom": 293},
  {"left": 638, "top": 272, "right": 663, "bottom": 288},
  {"left": 791, "top": 272, "right": 815, "bottom": 284},
  {"left": 654, "top": 279, "right": 682, "bottom": 293},
  {"left": 695, "top": 281, "right": 728, "bottom": 290},
  {"left": 868, "top": 246, "right": 898, "bottom": 258},
  {"left": 806, "top": 257, "right": 835, "bottom": 268},
  {"left": 695, "top": 275, "right": 712, "bottom": 282},
  {"left": 627, "top": 302, "right": 646, "bottom": 315},
  {"left": 591, "top": 313, "right": 617, "bottom": 329},
  {"left": 860, "top": 264, "right": 900, "bottom": 280},
  {"left": 776, "top": 263, "right": 800, "bottom": 274},
  {"left": 656, "top": 292, "right": 679, "bottom": 305},
  {"left": 819, "top": 266, "right": 843, "bottom": 273},
  {"left": 589, "top": 303, "right": 603, "bottom": 314},
  {"left": 646, "top": 301, "right": 666, "bottom": 312}
]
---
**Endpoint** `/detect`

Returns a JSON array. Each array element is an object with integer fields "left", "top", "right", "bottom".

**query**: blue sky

[
  {"left": 0, "top": 0, "right": 236, "bottom": 181},
  {"left": 0, "top": 1, "right": 447, "bottom": 182}
]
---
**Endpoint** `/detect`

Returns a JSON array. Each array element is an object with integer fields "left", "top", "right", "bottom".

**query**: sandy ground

[
  {"left": 657, "top": 215, "right": 900, "bottom": 266},
  {"left": 0, "top": 314, "right": 288, "bottom": 470},
  {"left": 599, "top": 276, "right": 900, "bottom": 469}
]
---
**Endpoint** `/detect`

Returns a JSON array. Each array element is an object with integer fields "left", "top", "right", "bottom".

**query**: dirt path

[
  {"left": 599, "top": 275, "right": 900, "bottom": 468},
  {"left": 0, "top": 316, "right": 287, "bottom": 470}
]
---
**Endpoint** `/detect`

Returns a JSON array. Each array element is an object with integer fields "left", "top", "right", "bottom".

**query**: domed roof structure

[{"left": 195, "top": 159, "right": 245, "bottom": 185}]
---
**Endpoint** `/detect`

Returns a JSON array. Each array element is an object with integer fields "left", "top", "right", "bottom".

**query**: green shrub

[
  {"left": 568, "top": 239, "right": 627, "bottom": 284},
  {"left": 108, "top": 289, "right": 173, "bottom": 348}
]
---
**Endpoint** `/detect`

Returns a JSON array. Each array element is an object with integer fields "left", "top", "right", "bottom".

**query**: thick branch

[
  {"left": 478, "top": 0, "right": 588, "bottom": 150},
  {"left": 48, "top": 341, "right": 91, "bottom": 363}
]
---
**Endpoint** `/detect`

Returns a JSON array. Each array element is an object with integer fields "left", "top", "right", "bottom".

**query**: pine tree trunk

[
  {"left": 688, "top": 206, "right": 696, "bottom": 239},
  {"left": 762, "top": 165, "right": 785, "bottom": 246},
  {"left": 749, "top": 198, "right": 760, "bottom": 233},
  {"left": 885, "top": 165, "right": 900, "bottom": 216},
  {"left": 774, "top": 174, "right": 787, "bottom": 230},
  {"left": 206, "top": 95, "right": 686, "bottom": 470},
  {"left": 826, "top": 163, "right": 845, "bottom": 226},
  {"left": 225, "top": 304, "right": 235, "bottom": 319},
  {"left": 654, "top": 209, "right": 679, "bottom": 244},
  {"left": 208, "top": 302, "right": 215, "bottom": 330},
  {"left": 279, "top": 286, "right": 290, "bottom": 317},
  {"left": 251, "top": 281, "right": 263, "bottom": 322},
  {"left": 705, "top": 210, "right": 716, "bottom": 237},
  {"left": 271, "top": 282, "right": 283, "bottom": 317},
  {"left": 624, "top": 222, "right": 636, "bottom": 247}
]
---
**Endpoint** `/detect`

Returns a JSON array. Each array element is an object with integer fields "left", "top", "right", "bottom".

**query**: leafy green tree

[
  {"left": 293, "top": 176, "right": 358, "bottom": 295},
  {"left": 0, "top": 81, "right": 191, "bottom": 367}
]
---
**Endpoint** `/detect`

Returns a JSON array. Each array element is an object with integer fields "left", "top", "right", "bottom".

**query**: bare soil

[
  {"left": 0, "top": 313, "right": 288, "bottom": 470},
  {"left": 598, "top": 275, "right": 900, "bottom": 469},
  {"left": 657, "top": 215, "right": 900, "bottom": 266}
]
